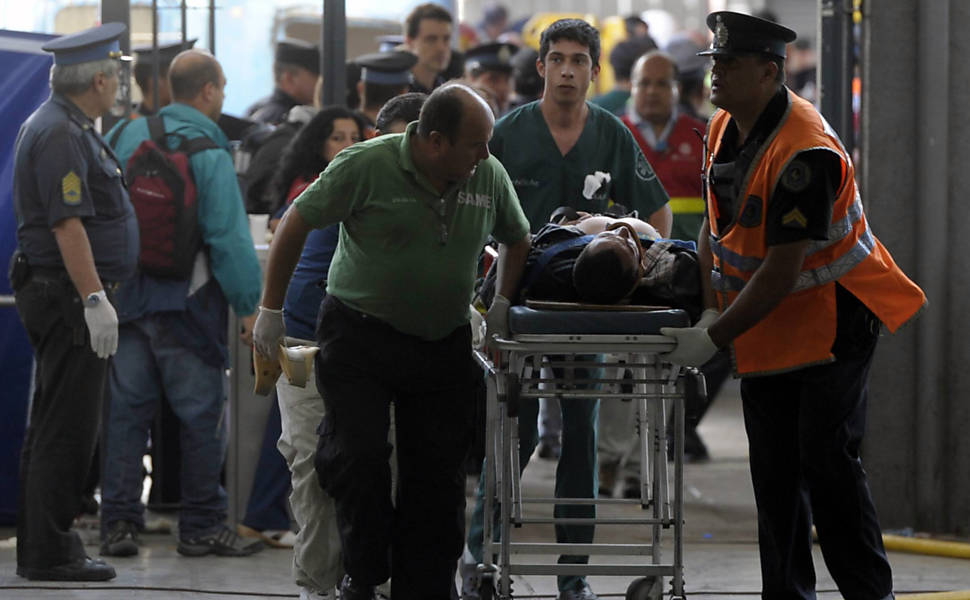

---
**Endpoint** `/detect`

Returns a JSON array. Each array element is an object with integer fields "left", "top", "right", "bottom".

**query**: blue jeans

[
  {"left": 101, "top": 315, "right": 228, "bottom": 538},
  {"left": 468, "top": 365, "right": 599, "bottom": 592}
]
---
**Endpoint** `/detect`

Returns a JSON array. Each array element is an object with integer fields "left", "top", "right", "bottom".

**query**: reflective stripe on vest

[
  {"left": 710, "top": 193, "right": 873, "bottom": 293},
  {"left": 668, "top": 196, "right": 705, "bottom": 214}
]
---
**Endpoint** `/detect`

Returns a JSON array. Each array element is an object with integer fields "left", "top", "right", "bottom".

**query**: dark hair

[
  {"left": 416, "top": 84, "right": 466, "bottom": 143},
  {"left": 169, "top": 51, "right": 221, "bottom": 101},
  {"left": 268, "top": 106, "right": 366, "bottom": 212},
  {"left": 362, "top": 81, "right": 409, "bottom": 111},
  {"left": 610, "top": 38, "right": 657, "bottom": 81},
  {"left": 376, "top": 92, "right": 427, "bottom": 133},
  {"left": 572, "top": 241, "right": 640, "bottom": 304},
  {"left": 133, "top": 62, "right": 169, "bottom": 92},
  {"left": 404, "top": 3, "right": 453, "bottom": 40},
  {"left": 511, "top": 47, "right": 541, "bottom": 99},
  {"left": 623, "top": 15, "right": 648, "bottom": 37},
  {"left": 539, "top": 19, "right": 601, "bottom": 67}
]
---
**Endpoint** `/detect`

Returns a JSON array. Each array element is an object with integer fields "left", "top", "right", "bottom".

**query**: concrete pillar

[{"left": 862, "top": 0, "right": 970, "bottom": 537}]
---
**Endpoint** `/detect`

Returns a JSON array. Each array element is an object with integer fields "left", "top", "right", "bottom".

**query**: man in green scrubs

[
  {"left": 255, "top": 83, "right": 531, "bottom": 600},
  {"left": 464, "top": 18, "right": 672, "bottom": 600}
]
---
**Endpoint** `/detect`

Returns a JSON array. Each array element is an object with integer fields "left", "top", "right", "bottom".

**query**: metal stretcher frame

[{"left": 473, "top": 308, "right": 689, "bottom": 600}]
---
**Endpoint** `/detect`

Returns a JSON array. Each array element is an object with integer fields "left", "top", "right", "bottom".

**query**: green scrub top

[
  {"left": 489, "top": 100, "right": 669, "bottom": 232},
  {"left": 294, "top": 122, "right": 530, "bottom": 341}
]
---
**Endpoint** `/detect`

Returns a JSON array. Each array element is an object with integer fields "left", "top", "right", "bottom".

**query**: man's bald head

[
  {"left": 417, "top": 83, "right": 494, "bottom": 143},
  {"left": 169, "top": 49, "right": 222, "bottom": 102}
]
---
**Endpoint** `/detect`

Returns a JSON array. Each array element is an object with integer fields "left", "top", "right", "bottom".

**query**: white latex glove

[
  {"left": 659, "top": 326, "right": 719, "bottom": 367},
  {"left": 83, "top": 290, "right": 118, "bottom": 359},
  {"left": 470, "top": 305, "right": 485, "bottom": 350},
  {"left": 695, "top": 308, "right": 720, "bottom": 329},
  {"left": 485, "top": 294, "right": 511, "bottom": 345},
  {"left": 253, "top": 306, "right": 286, "bottom": 361}
]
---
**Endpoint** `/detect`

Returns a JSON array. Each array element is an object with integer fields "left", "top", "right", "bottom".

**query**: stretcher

[{"left": 473, "top": 304, "right": 692, "bottom": 600}]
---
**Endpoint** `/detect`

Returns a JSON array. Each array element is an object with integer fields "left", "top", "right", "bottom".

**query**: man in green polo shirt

[
  {"left": 464, "top": 19, "right": 672, "bottom": 600},
  {"left": 254, "top": 83, "right": 530, "bottom": 600}
]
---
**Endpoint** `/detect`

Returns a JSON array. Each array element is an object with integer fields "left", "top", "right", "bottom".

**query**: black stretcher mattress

[{"left": 508, "top": 307, "right": 690, "bottom": 335}]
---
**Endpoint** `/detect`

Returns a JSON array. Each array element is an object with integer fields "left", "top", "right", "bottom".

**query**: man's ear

[
  {"left": 427, "top": 130, "right": 444, "bottom": 152},
  {"left": 591, "top": 63, "right": 601, "bottom": 82},
  {"left": 536, "top": 57, "right": 546, "bottom": 79}
]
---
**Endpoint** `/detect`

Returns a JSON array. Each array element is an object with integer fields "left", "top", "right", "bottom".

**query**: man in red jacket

[{"left": 620, "top": 50, "right": 706, "bottom": 242}]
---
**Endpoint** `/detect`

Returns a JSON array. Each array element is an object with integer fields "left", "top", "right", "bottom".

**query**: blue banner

[{"left": 0, "top": 29, "right": 56, "bottom": 525}]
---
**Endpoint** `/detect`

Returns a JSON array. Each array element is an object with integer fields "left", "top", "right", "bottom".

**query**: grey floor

[{"left": 1, "top": 381, "right": 968, "bottom": 599}]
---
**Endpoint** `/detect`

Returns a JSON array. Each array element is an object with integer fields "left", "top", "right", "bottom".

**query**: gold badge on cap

[
  {"left": 497, "top": 45, "right": 511, "bottom": 63},
  {"left": 715, "top": 15, "right": 729, "bottom": 47},
  {"left": 62, "top": 171, "right": 81, "bottom": 206}
]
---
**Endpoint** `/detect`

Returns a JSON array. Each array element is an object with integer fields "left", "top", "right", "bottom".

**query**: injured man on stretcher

[{"left": 475, "top": 207, "right": 703, "bottom": 318}]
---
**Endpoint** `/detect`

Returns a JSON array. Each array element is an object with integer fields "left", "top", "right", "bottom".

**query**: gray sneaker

[{"left": 177, "top": 524, "right": 264, "bottom": 557}]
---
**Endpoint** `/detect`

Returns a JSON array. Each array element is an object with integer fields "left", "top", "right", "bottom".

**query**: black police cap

[
  {"left": 41, "top": 22, "right": 129, "bottom": 66},
  {"left": 275, "top": 38, "right": 320, "bottom": 74},
  {"left": 465, "top": 42, "right": 518, "bottom": 74},
  {"left": 355, "top": 50, "right": 417, "bottom": 86},
  {"left": 697, "top": 11, "right": 796, "bottom": 59},
  {"left": 132, "top": 39, "right": 196, "bottom": 67}
]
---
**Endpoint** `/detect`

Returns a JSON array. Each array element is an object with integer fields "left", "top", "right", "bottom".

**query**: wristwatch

[{"left": 84, "top": 292, "right": 102, "bottom": 308}]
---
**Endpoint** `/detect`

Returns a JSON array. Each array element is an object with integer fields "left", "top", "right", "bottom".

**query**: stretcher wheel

[
  {"left": 626, "top": 576, "right": 663, "bottom": 600},
  {"left": 479, "top": 572, "right": 495, "bottom": 600}
]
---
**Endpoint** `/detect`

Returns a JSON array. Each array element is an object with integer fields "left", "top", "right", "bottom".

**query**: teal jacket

[{"left": 107, "top": 103, "right": 261, "bottom": 364}]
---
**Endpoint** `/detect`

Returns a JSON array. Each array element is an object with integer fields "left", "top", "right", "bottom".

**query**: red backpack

[{"left": 122, "top": 116, "right": 218, "bottom": 279}]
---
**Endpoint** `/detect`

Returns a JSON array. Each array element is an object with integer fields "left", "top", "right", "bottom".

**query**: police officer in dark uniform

[
  {"left": 10, "top": 22, "right": 138, "bottom": 582},
  {"left": 130, "top": 39, "right": 196, "bottom": 118},
  {"left": 464, "top": 41, "right": 518, "bottom": 115},
  {"left": 353, "top": 50, "right": 418, "bottom": 134},
  {"left": 246, "top": 38, "right": 320, "bottom": 125},
  {"left": 660, "top": 12, "right": 925, "bottom": 599}
]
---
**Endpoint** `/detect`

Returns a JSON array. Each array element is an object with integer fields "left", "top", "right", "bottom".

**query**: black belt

[{"left": 28, "top": 266, "right": 120, "bottom": 293}]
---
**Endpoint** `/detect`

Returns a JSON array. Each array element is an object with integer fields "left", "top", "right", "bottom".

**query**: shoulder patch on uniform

[
  {"left": 62, "top": 171, "right": 81, "bottom": 206},
  {"left": 635, "top": 152, "right": 656, "bottom": 181},
  {"left": 738, "top": 195, "right": 763, "bottom": 228},
  {"left": 782, "top": 207, "right": 808, "bottom": 229},
  {"left": 781, "top": 160, "right": 812, "bottom": 193}
]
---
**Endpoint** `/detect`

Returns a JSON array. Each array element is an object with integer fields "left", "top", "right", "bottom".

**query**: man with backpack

[{"left": 99, "top": 49, "right": 264, "bottom": 558}]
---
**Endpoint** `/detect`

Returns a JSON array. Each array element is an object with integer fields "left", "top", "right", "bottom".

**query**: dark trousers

[
  {"left": 14, "top": 277, "right": 108, "bottom": 569},
  {"left": 313, "top": 295, "right": 474, "bottom": 600},
  {"left": 740, "top": 290, "right": 893, "bottom": 600}
]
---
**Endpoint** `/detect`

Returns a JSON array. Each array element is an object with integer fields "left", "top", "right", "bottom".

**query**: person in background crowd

[
  {"left": 476, "top": 3, "right": 509, "bottom": 42},
  {"left": 623, "top": 14, "right": 652, "bottom": 40},
  {"left": 100, "top": 49, "right": 263, "bottom": 559},
  {"left": 508, "top": 46, "right": 542, "bottom": 110},
  {"left": 661, "top": 12, "right": 926, "bottom": 598},
  {"left": 267, "top": 107, "right": 366, "bottom": 226},
  {"left": 12, "top": 22, "right": 136, "bottom": 583},
  {"left": 590, "top": 37, "right": 656, "bottom": 116},
  {"left": 464, "top": 42, "right": 518, "bottom": 115},
  {"left": 246, "top": 39, "right": 320, "bottom": 125},
  {"left": 404, "top": 3, "right": 454, "bottom": 94},
  {"left": 375, "top": 92, "right": 428, "bottom": 134},
  {"left": 259, "top": 105, "right": 369, "bottom": 600},
  {"left": 788, "top": 38, "right": 817, "bottom": 103},
  {"left": 127, "top": 39, "right": 196, "bottom": 119},
  {"left": 463, "top": 19, "right": 671, "bottom": 600},
  {"left": 664, "top": 34, "right": 712, "bottom": 122},
  {"left": 353, "top": 51, "right": 418, "bottom": 135}
]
